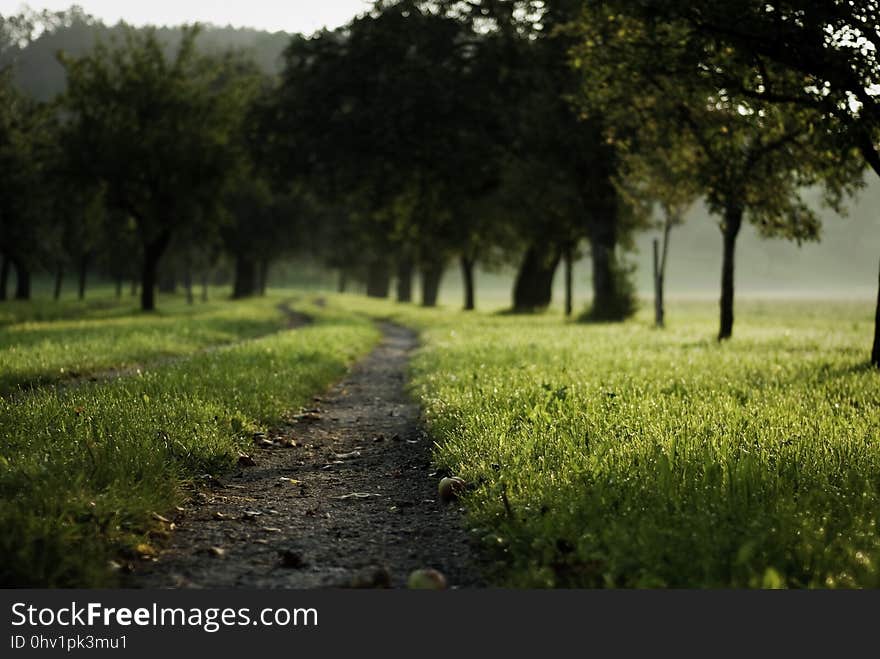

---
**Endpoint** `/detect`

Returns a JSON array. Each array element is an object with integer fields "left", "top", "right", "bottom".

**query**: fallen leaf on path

[
  {"left": 262, "top": 527, "right": 282, "bottom": 533},
  {"left": 334, "top": 493, "right": 382, "bottom": 500},
  {"left": 237, "top": 453, "right": 256, "bottom": 467},
  {"left": 151, "top": 512, "right": 172, "bottom": 524},
  {"left": 332, "top": 451, "right": 362, "bottom": 460}
]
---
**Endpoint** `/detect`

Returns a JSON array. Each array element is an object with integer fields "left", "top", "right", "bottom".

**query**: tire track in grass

[
  {"left": 132, "top": 322, "right": 485, "bottom": 588},
  {"left": 3, "top": 301, "right": 310, "bottom": 399}
]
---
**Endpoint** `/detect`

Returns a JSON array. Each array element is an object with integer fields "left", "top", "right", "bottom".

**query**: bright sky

[{"left": 0, "top": 1, "right": 372, "bottom": 34}]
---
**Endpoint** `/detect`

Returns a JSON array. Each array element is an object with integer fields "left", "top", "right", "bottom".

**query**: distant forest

[{"left": 2, "top": 10, "right": 293, "bottom": 99}]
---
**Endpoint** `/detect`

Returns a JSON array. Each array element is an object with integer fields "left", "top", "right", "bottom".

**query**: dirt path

[{"left": 133, "top": 322, "right": 484, "bottom": 589}]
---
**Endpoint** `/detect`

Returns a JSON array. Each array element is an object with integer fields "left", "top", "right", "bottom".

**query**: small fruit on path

[
  {"left": 407, "top": 568, "right": 447, "bottom": 590},
  {"left": 438, "top": 476, "right": 466, "bottom": 503}
]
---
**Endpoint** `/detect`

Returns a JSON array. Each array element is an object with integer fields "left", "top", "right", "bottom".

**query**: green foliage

[
  {"left": 0, "top": 73, "right": 60, "bottom": 272},
  {"left": 571, "top": 6, "right": 866, "bottom": 241},
  {"left": 0, "top": 298, "right": 379, "bottom": 586},
  {"left": 570, "top": 3, "right": 868, "bottom": 338},
  {"left": 267, "top": 1, "right": 505, "bottom": 277},
  {"left": 60, "top": 25, "right": 235, "bottom": 240},
  {"left": 606, "top": 1, "right": 880, "bottom": 175},
  {"left": 58, "top": 25, "right": 253, "bottom": 309}
]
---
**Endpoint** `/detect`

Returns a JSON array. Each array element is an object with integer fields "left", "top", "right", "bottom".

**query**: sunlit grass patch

[
  {"left": 0, "top": 300, "right": 379, "bottom": 586},
  {"left": 339, "top": 294, "right": 880, "bottom": 588},
  {"left": 0, "top": 295, "right": 291, "bottom": 394}
]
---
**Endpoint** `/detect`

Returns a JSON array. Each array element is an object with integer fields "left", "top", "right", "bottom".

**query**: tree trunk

[
  {"left": 258, "top": 259, "right": 269, "bottom": 296},
  {"left": 201, "top": 272, "right": 209, "bottom": 302},
  {"left": 460, "top": 256, "right": 476, "bottom": 311},
  {"left": 872, "top": 258, "right": 880, "bottom": 367},
  {"left": 77, "top": 254, "right": 89, "bottom": 300},
  {"left": 115, "top": 276, "right": 123, "bottom": 299},
  {"left": 590, "top": 241, "right": 615, "bottom": 316},
  {"left": 653, "top": 239, "right": 663, "bottom": 328},
  {"left": 421, "top": 261, "right": 444, "bottom": 308},
  {"left": 718, "top": 204, "right": 744, "bottom": 341},
  {"left": 655, "top": 215, "right": 674, "bottom": 328},
  {"left": 141, "top": 232, "right": 172, "bottom": 312},
  {"left": 859, "top": 143, "right": 880, "bottom": 366},
  {"left": 396, "top": 258, "right": 413, "bottom": 303},
  {"left": 338, "top": 269, "right": 348, "bottom": 294},
  {"left": 512, "top": 240, "right": 562, "bottom": 311},
  {"left": 0, "top": 255, "right": 8, "bottom": 301},
  {"left": 184, "top": 261, "right": 194, "bottom": 305},
  {"left": 366, "top": 260, "right": 391, "bottom": 298},
  {"left": 233, "top": 255, "right": 258, "bottom": 299},
  {"left": 563, "top": 246, "right": 573, "bottom": 317},
  {"left": 131, "top": 278, "right": 138, "bottom": 297},
  {"left": 13, "top": 260, "right": 30, "bottom": 300},
  {"left": 54, "top": 265, "right": 64, "bottom": 301}
]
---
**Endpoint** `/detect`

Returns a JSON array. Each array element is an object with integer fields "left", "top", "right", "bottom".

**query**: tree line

[{"left": 1, "top": 1, "right": 878, "bottom": 364}]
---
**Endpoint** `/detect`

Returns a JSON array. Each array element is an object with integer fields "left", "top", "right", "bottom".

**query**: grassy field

[
  {"left": 0, "top": 293, "right": 295, "bottom": 394},
  {"left": 340, "top": 295, "right": 880, "bottom": 588},
  {"left": 3, "top": 288, "right": 878, "bottom": 588},
  {"left": 0, "top": 297, "right": 379, "bottom": 586}
]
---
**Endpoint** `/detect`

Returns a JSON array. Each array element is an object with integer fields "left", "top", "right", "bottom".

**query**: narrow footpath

[{"left": 134, "top": 322, "right": 483, "bottom": 588}]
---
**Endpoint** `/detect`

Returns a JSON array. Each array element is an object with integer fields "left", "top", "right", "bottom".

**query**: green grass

[
  {"left": 0, "top": 294, "right": 292, "bottom": 394},
  {"left": 338, "top": 294, "right": 880, "bottom": 588},
  {"left": 4, "top": 287, "right": 878, "bottom": 588},
  {"left": 0, "top": 300, "right": 379, "bottom": 587}
]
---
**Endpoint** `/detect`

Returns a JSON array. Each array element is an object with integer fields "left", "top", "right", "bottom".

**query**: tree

[
  {"left": 0, "top": 71, "right": 59, "bottom": 301},
  {"left": 267, "top": 1, "right": 513, "bottom": 308},
  {"left": 60, "top": 25, "right": 239, "bottom": 311},
  {"left": 613, "top": 129, "right": 702, "bottom": 327},
  {"left": 572, "top": 7, "right": 864, "bottom": 339},
  {"left": 578, "top": 1, "right": 880, "bottom": 358},
  {"left": 445, "top": 0, "right": 644, "bottom": 318}
]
